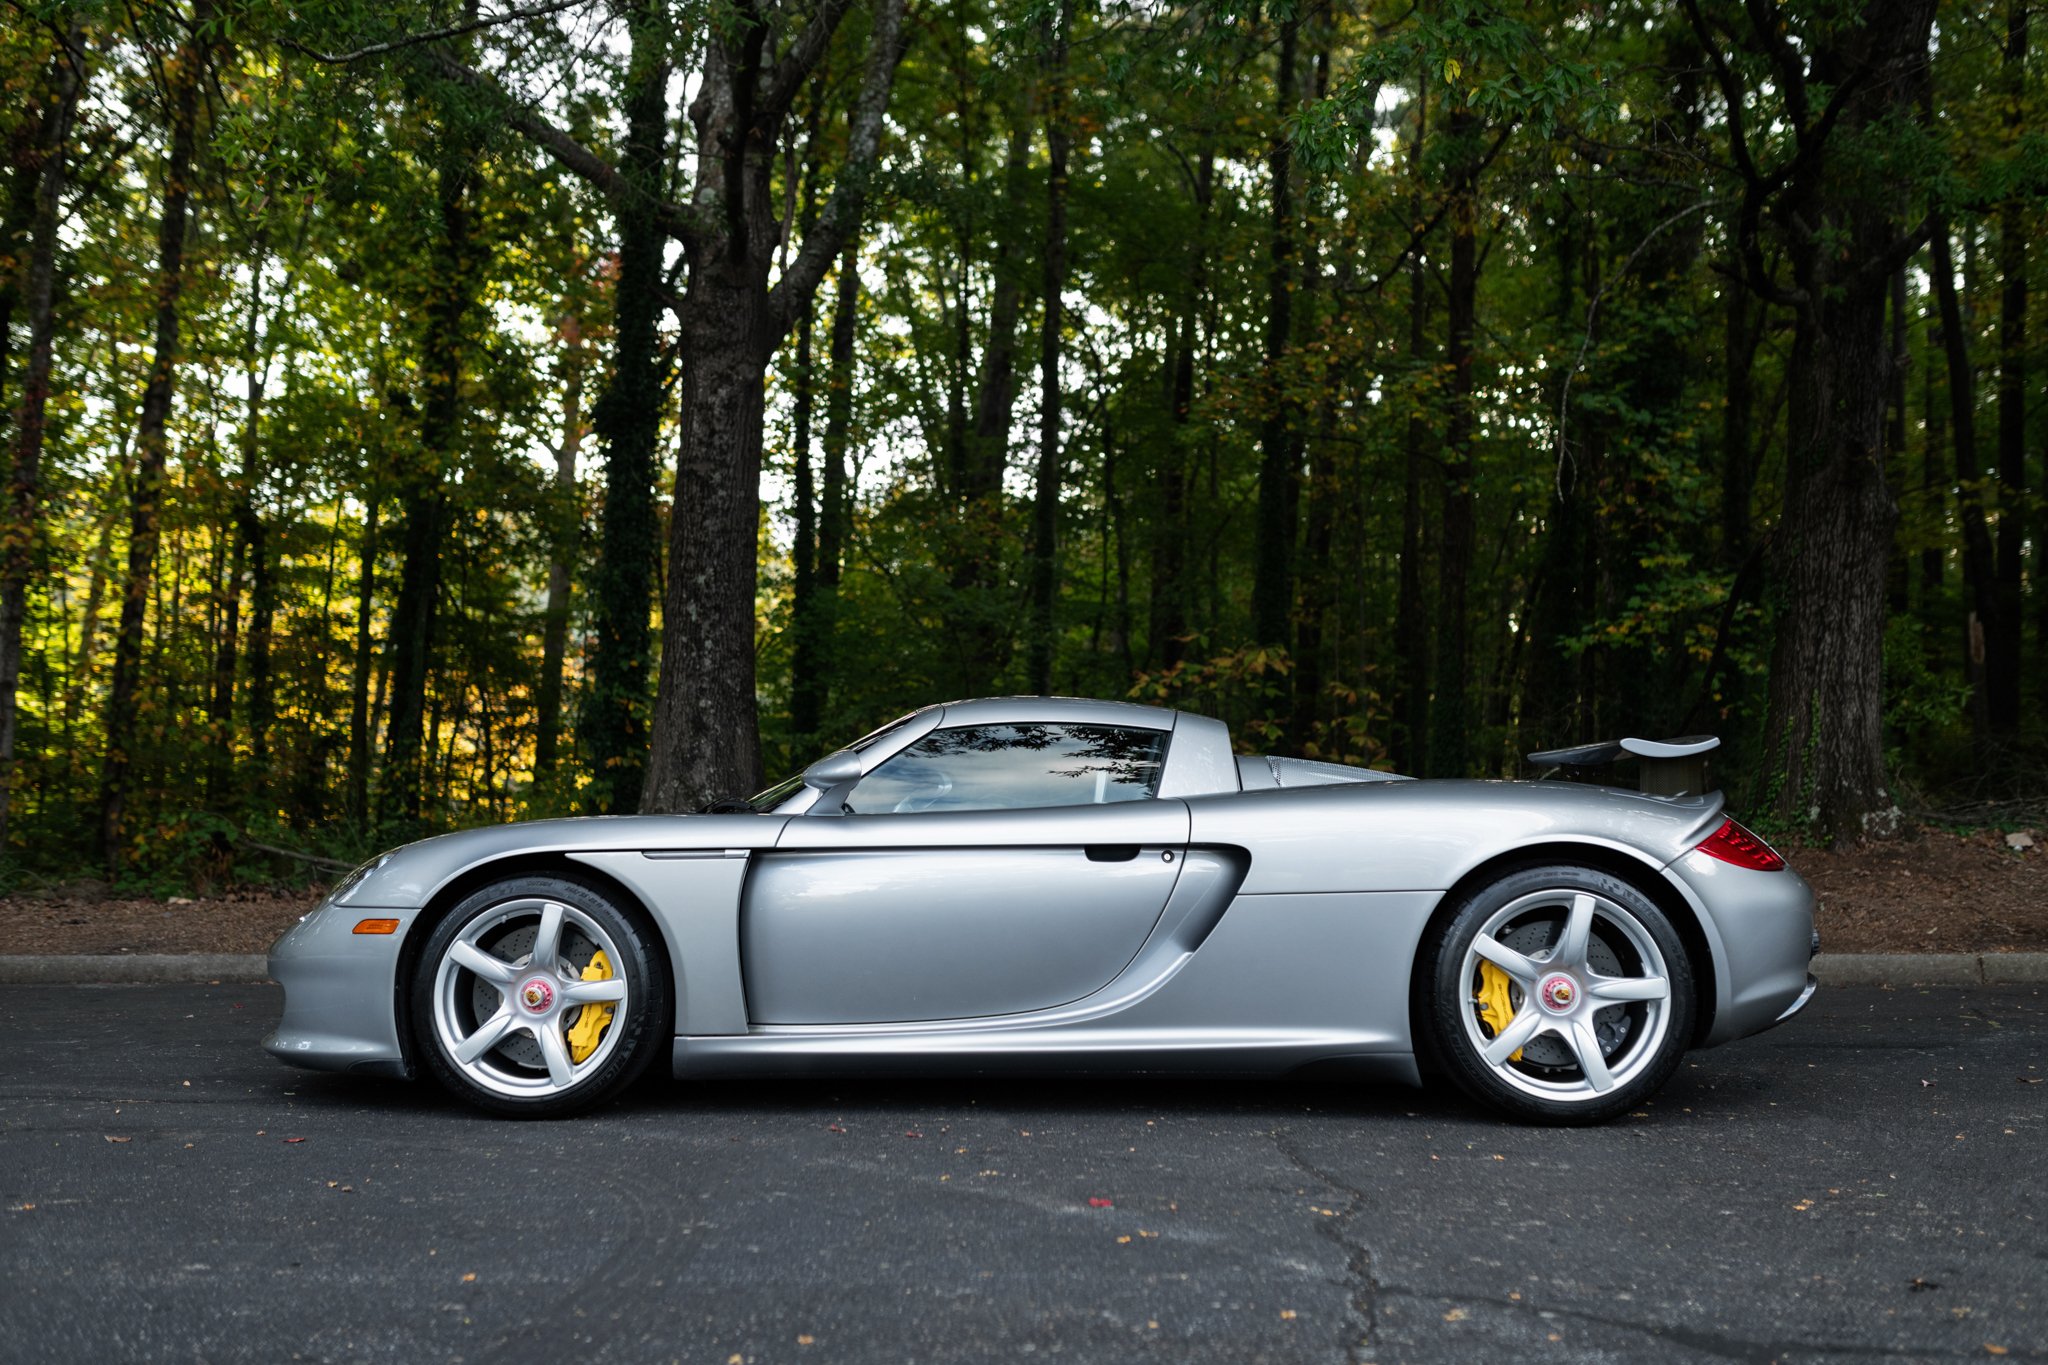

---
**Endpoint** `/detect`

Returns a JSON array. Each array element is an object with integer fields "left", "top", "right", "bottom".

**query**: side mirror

[{"left": 801, "top": 749, "right": 864, "bottom": 791}]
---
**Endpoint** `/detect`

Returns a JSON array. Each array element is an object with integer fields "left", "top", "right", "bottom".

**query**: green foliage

[{"left": 0, "top": 0, "right": 2039, "bottom": 886}]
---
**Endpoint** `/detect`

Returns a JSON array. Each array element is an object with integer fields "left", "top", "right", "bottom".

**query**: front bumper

[
  {"left": 261, "top": 901, "right": 420, "bottom": 1079},
  {"left": 1664, "top": 850, "right": 1819, "bottom": 1047}
]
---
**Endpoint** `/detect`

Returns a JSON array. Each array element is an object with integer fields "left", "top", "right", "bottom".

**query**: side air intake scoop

[{"left": 1526, "top": 735, "right": 1720, "bottom": 797}]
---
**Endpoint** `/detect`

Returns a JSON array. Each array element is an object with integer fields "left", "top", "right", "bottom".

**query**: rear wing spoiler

[{"left": 1526, "top": 735, "right": 1720, "bottom": 798}]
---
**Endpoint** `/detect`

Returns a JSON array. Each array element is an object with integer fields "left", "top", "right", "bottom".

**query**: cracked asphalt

[{"left": 0, "top": 983, "right": 2041, "bottom": 1364}]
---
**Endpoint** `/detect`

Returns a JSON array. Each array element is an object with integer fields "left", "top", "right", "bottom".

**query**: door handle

[{"left": 1084, "top": 845, "right": 1139, "bottom": 862}]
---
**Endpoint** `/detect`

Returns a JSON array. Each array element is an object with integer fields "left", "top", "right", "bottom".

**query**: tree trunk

[
  {"left": 1152, "top": 146, "right": 1214, "bottom": 674},
  {"left": 0, "top": 26, "right": 82, "bottom": 849},
  {"left": 574, "top": 4, "right": 667, "bottom": 810},
  {"left": 635, "top": 0, "right": 907, "bottom": 813},
  {"left": 1990, "top": 0, "right": 2027, "bottom": 735},
  {"left": 346, "top": 498, "right": 379, "bottom": 829},
  {"left": 788, "top": 293, "right": 820, "bottom": 743},
  {"left": 1931, "top": 219, "right": 1999, "bottom": 747},
  {"left": 0, "top": 65, "right": 60, "bottom": 448},
  {"left": 532, "top": 311, "right": 585, "bottom": 778},
  {"left": 1427, "top": 107, "right": 1481, "bottom": 778},
  {"left": 795, "top": 247, "right": 858, "bottom": 742},
  {"left": 1025, "top": 0, "right": 1073, "bottom": 696},
  {"left": 100, "top": 2, "right": 208, "bottom": 867},
  {"left": 1885, "top": 267, "right": 1910, "bottom": 617},
  {"left": 380, "top": 120, "right": 477, "bottom": 830},
  {"left": 645, "top": 264, "right": 777, "bottom": 808},
  {"left": 948, "top": 117, "right": 1031, "bottom": 696},
  {"left": 245, "top": 512, "right": 275, "bottom": 779},
  {"left": 1919, "top": 303, "right": 1944, "bottom": 607},
  {"left": 1699, "top": 0, "right": 1936, "bottom": 842},
  {"left": 207, "top": 260, "right": 268, "bottom": 811},
  {"left": 1391, "top": 80, "right": 1431, "bottom": 778},
  {"left": 1250, "top": 13, "right": 1300, "bottom": 653},
  {"left": 1722, "top": 286, "right": 1759, "bottom": 560}
]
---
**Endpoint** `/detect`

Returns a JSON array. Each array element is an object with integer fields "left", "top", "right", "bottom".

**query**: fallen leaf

[
  {"left": 1986, "top": 1346, "right": 2009, "bottom": 1357},
  {"left": 1444, "top": 1307, "right": 1468, "bottom": 1322},
  {"left": 12, "top": 1204, "right": 34, "bottom": 1212},
  {"left": 1138, "top": 1229, "right": 1157, "bottom": 1239},
  {"left": 904, "top": 1131, "right": 923, "bottom": 1139},
  {"left": 1116, "top": 1235, "right": 1132, "bottom": 1244},
  {"left": 796, "top": 1334, "right": 815, "bottom": 1346},
  {"left": 1279, "top": 1309, "right": 1297, "bottom": 1320},
  {"left": 284, "top": 1137, "right": 307, "bottom": 1145},
  {"left": 104, "top": 1136, "right": 130, "bottom": 1144},
  {"left": 1792, "top": 1199, "right": 1814, "bottom": 1212},
  {"left": 826, "top": 1123, "right": 845, "bottom": 1133},
  {"left": 728, "top": 1356, "right": 744, "bottom": 1364},
  {"left": 460, "top": 1273, "right": 476, "bottom": 1283},
  {"left": 1088, "top": 1197, "right": 1114, "bottom": 1208}
]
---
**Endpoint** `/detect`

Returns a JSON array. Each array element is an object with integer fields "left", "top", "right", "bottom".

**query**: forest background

[{"left": 0, "top": 0, "right": 2042, "bottom": 891}]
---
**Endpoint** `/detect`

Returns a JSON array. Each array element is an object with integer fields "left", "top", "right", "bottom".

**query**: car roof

[{"left": 922, "top": 695, "right": 1183, "bottom": 731}]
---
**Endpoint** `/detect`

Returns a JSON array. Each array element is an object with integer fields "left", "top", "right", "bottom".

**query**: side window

[{"left": 845, "top": 723, "right": 1169, "bottom": 814}]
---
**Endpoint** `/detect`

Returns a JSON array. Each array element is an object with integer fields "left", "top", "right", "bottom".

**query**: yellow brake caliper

[
  {"left": 566, "top": 950, "right": 615, "bottom": 1064},
  {"left": 1475, "top": 960, "right": 1524, "bottom": 1062}
]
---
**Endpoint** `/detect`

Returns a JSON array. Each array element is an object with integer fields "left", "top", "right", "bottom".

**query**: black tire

[
  {"left": 1420, "top": 864, "right": 1696, "bottom": 1125},
  {"left": 411, "top": 874, "right": 670, "bottom": 1118}
]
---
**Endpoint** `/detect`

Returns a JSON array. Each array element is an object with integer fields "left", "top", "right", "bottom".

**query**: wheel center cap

[
  {"left": 1538, "top": 973, "right": 1578, "bottom": 1013},
  {"left": 518, "top": 977, "right": 556, "bottom": 1014}
]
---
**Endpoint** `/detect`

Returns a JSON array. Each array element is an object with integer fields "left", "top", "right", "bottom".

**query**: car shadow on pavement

[{"left": 263, "top": 1038, "right": 1792, "bottom": 1127}]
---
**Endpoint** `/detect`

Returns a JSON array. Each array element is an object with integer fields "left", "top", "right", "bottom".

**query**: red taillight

[{"left": 1694, "top": 817, "right": 1785, "bottom": 871}]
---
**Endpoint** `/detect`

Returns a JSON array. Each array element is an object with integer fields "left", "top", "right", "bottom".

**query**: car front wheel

[
  {"left": 1422, "top": 864, "right": 1696, "bottom": 1125},
  {"left": 412, "top": 875, "right": 669, "bottom": 1117}
]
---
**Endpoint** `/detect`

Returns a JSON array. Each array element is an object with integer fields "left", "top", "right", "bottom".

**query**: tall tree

[
  {"left": 1426, "top": 99, "right": 1483, "bottom": 778},
  {"left": 0, "top": 23, "right": 84, "bottom": 848},
  {"left": 573, "top": 3, "right": 668, "bottom": 810},
  {"left": 1990, "top": 0, "right": 2028, "bottom": 737},
  {"left": 1249, "top": 10, "right": 1301, "bottom": 655},
  {"left": 1026, "top": 0, "right": 1074, "bottom": 695},
  {"left": 1686, "top": 0, "right": 1938, "bottom": 841},
  {"left": 100, "top": 0, "right": 212, "bottom": 867},
  {"left": 532, "top": 306, "right": 586, "bottom": 779},
  {"left": 380, "top": 102, "right": 482, "bottom": 828}
]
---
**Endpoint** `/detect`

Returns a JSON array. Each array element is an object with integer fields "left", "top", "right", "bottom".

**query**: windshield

[{"left": 744, "top": 711, "right": 922, "bottom": 811}]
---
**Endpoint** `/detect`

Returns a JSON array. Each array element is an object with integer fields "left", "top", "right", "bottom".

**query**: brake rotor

[
  {"left": 466, "top": 922, "right": 604, "bottom": 1072},
  {"left": 1493, "top": 914, "right": 1633, "bottom": 1071}
]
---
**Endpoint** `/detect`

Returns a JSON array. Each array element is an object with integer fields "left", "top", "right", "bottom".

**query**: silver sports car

[{"left": 264, "top": 695, "right": 1817, "bottom": 1124}]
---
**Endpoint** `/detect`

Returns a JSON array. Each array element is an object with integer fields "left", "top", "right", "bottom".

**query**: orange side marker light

[{"left": 353, "top": 918, "right": 400, "bottom": 935}]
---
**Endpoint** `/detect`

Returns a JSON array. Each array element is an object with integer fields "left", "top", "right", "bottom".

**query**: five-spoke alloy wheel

[
  {"left": 412, "top": 875, "right": 668, "bottom": 1117},
  {"left": 1422, "top": 864, "right": 1695, "bottom": 1124}
]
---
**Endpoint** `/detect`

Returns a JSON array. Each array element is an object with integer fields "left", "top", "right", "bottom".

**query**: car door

[{"left": 742, "top": 721, "right": 1190, "bottom": 1024}]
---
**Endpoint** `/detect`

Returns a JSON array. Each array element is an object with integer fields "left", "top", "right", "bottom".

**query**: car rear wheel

[
  {"left": 1421, "top": 864, "right": 1695, "bottom": 1125},
  {"left": 412, "top": 875, "right": 669, "bottom": 1117}
]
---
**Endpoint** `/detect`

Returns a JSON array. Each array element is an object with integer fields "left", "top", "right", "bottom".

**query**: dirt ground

[{"left": 0, "top": 827, "right": 2040, "bottom": 957}]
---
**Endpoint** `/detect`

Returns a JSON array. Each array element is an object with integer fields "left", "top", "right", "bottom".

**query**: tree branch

[
  {"left": 1354, "top": 125, "right": 1514, "bottom": 296},
  {"left": 282, "top": 0, "right": 592, "bottom": 64},
  {"left": 767, "top": 0, "right": 908, "bottom": 341},
  {"left": 1849, "top": 211, "right": 1936, "bottom": 294},
  {"left": 425, "top": 50, "right": 707, "bottom": 243},
  {"left": 761, "top": 0, "right": 852, "bottom": 120}
]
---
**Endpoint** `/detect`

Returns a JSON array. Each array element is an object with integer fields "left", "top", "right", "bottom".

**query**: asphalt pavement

[{"left": 0, "top": 983, "right": 2041, "bottom": 1365}]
